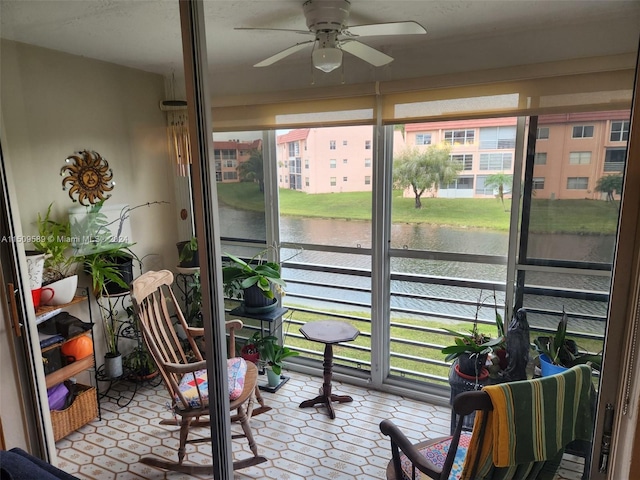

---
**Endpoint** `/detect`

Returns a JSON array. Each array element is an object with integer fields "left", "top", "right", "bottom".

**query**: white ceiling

[{"left": 2, "top": 0, "right": 640, "bottom": 98}]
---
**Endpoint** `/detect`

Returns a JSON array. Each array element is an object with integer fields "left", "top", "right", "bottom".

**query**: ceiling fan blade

[
  {"left": 340, "top": 40, "right": 393, "bottom": 67},
  {"left": 344, "top": 21, "right": 427, "bottom": 37},
  {"left": 254, "top": 41, "right": 313, "bottom": 67},
  {"left": 235, "top": 27, "right": 313, "bottom": 36}
]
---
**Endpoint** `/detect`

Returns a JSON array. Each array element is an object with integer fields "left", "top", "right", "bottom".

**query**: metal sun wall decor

[{"left": 61, "top": 150, "right": 115, "bottom": 205}]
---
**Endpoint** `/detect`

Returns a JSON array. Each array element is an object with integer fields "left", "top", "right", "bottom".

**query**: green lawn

[{"left": 217, "top": 182, "right": 620, "bottom": 234}]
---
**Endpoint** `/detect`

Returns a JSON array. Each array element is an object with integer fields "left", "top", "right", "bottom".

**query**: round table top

[{"left": 299, "top": 320, "right": 360, "bottom": 344}]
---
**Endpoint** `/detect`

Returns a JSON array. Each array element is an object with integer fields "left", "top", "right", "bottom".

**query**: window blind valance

[{"left": 210, "top": 54, "right": 636, "bottom": 131}]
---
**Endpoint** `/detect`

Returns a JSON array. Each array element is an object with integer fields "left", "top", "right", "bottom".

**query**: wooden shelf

[
  {"left": 41, "top": 330, "right": 93, "bottom": 354},
  {"left": 36, "top": 295, "right": 87, "bottom": 317},
  {"left": 45, "top": 355, "right": 94, "bottom": 389}
]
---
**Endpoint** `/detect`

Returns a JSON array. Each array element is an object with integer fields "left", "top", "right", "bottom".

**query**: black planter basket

[
  {"left": 242, "top": 284, "right": 277, "bottom": 314},
  {"left": 103, "top": 255, "right": 134, "bottom": 295}
]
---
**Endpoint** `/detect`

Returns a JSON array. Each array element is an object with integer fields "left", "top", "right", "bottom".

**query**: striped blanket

[{"left": 461, "top": 364, "right": 593, "bottom": 480}]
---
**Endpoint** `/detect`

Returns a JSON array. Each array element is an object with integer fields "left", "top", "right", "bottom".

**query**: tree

[
  {"left": 393, "top": 144, "right": 458, "bottom": 208},
  {"left": 237, "top": 149, "right": 264, "bottom": 192},
  {"left": 483, "top": 172, "right": 513, "bottom": 211},
  {"left": 595, "top": 174, "right": 622, "bottom": 201}
]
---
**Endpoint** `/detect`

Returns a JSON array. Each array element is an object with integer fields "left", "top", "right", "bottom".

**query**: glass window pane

[{"left": 213, "top": 131, "right": 267, "bottom": 242}]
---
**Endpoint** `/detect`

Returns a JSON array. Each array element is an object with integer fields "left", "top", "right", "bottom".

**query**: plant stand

[{"left": 229, "top": 304, "right": 290, "bottom": 392}]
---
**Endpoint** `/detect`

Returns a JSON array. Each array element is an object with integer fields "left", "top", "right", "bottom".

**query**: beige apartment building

[
  {"left": 214, "top": 138, "right": 262, "bottom": 182},
  {"left": 271, "top": 111, "right": 628, "bottom": 200}
]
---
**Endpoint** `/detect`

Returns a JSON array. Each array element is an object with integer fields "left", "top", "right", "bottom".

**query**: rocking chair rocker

[{"left": 131, "top": 270, "right": 267, "bottom": 473}]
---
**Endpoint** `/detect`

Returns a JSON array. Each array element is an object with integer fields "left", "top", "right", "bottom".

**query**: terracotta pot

[{"left": 241, "top": 344, "right": 260, "bottom": 364}]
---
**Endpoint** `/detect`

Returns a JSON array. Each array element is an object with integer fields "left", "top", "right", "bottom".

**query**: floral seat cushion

[
  {"left": 176, "top": 357, "right": 247, "bottom": 409},
  {"left": 399, "top": 432, "right": 471, "bottom": 480}
]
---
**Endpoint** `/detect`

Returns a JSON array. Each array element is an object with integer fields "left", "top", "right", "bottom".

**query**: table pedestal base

[
  {"left": 299, "top": 342, "right": 353, "bottom": 419},
  {"left": 299, "top": 393, "right": 353, "bottom": 420}
]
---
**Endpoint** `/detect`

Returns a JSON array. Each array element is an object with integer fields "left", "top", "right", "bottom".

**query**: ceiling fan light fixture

[{"left": 312, "top": 47, "right": 342, "bottom": 72}]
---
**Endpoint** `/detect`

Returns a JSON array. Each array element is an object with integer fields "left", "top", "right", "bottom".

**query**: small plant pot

[
  {"left": 104, "top": 352, "right": 123, "bottom": 379},
  {"left": 241, "top": 344, "right": 260, "bottom": 364},
  {"left": 103, "top": 255, "right": 134, "bottom": 295},
  {"left": 457, "top": 352, "right": 488, "bottom": 378},
  {"left": 177, "top": 241, "right": 199, "bottom": 268},
  {"left": 539, "top": 353, "right": 567, "bottom": 377},
  {"left": 266, "top": 367, "right": 280, "bottom": 387}
]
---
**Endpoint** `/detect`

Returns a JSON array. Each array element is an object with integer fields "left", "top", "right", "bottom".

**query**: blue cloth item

[{"left": 0, "top": 448, "right": 80, "bottom": 479}]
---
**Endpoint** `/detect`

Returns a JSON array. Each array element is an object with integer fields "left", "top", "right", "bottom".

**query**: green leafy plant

[
  {"left": 222, "top": 251, "right": 286, "bottom": 300},
  {"left": 261, "top": 339, "right": 299, "bottom": 375},
  {"left": 441, "top": 290, "right": 504, "bottom": 362},
  {"left": 32, "top": 203, "right": 79, "bottom": 284},
  {"left": 185, "top": 271, "right": 202, "bottom": 327},
  {"left": 533, "top": 308, "right": 602, "bottom": 371},
  {"left": 179, "top": 237, "right": 198, "bottom": 264}
]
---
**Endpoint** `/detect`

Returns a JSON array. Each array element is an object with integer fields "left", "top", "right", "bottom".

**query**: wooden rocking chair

[{"left": 130, "top": 270, "right": 267, "bottom": 473}]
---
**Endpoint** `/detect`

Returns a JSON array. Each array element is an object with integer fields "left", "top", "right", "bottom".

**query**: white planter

[{"left": 41, "top": 275, "right": 78, "bottom": 305}]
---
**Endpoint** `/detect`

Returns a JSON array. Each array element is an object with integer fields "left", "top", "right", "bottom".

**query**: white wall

[{"left": 1, "top": 39, "right": 179, "bottom": 361}]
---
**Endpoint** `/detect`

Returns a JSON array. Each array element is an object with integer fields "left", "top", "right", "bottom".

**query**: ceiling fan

[{"left": 236, "top": 0, "right": 427, "bottom": 73}]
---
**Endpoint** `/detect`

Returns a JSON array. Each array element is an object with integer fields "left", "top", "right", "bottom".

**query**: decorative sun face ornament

[{"left": 61, "top": 150, "right": 115, "bottom": 205}]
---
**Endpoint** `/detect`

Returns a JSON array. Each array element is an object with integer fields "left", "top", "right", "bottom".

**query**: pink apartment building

[
  {"left": 276, "top": 127, "right": 374, "bottom": 193},
  {"left": 249, "top": 111, "right": 629, "bottom": 200}
]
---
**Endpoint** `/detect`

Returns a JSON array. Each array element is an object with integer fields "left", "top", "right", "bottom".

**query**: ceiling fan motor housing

[{"left": 303, "top": 0, "right": 351, "bottom": 33}]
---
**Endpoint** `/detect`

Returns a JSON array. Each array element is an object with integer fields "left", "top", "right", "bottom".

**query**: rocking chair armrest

[
  {"left": 185, "top": 326, "right": 205, "bottom": 337},
  {"left": 379, "top": 420, "right": 442, "bottom": 479},
  {"left": 163, "top": 359, "right": 208, "bottom": 375}
]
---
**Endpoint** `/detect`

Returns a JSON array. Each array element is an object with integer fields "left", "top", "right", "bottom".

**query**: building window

[
  {"left": 450, "top": 154, "right": 473, "bottom": 170},
  {"left": 475, "top": 175, "right": 493, "bottom": 195},
  {"left": 416, "top": 133, "right": 432, "bottom": 145},
  {"left": 305, "top": 158, "right": 309, "bottom": 169},
  {"left": 479, "top": 126, "right": 516, "bottom": 149},
  {"left": 288, "top": 141, "right": 300, "bottom": 157},
  {"left": 444, "top": 129, "right": 474, "bottom": 145},
  {"left": 364, "top": 176, "right": 371, "bottom": 185},
  {"left": 364, "top": 158, "right": 372, "bottom": 167},
  {"left": 534, "top": 152, "right": 547, "bottom": 165},
  {"left": 365, "top": 140, "right": 371, "bottom": 150},
  {"left": 343, "top": 158, "right": 348, "bottom": 164},
  {"left": 329, "top": 159, "right": 337, "bottom": 168},
  {"left": 479, "top": 153, "right": 512, "bottom": 170},
  {"left": 330, "top": 140, "right": 336, "bottom": 150},
  {"left": 305, "top": 177, "right": 309, "bottom": 187},
  {"left": 604, "top": 148, "right": 626, "bottom": 172},
  {"left": 532, "top": 177, "right": 545, "bottom": 190},
  {"left": 537, "top": 127, "right": 549, "bottom": 140},
  {"left": 224, "top": 159, "right": 236, "bottom": 168},
  {"left": 610, "top": 121, "right": 629, "bottom": 142},
  {"left": 343, "top": 140, "right": 348, "bottom": 146},
  {"left": 343, "top": 177, "right": 348, "bottom": 182},
  {"left": 567, "top": 177, "right": 589, "bottom": 189},
  {"left": 569, "top": 152, "right": 591, "bottom": 165},
  {"left": 572, "top": 125, "right": 594, "bottom": 138},
  {"left": 442, "top": 176, "right": 474, "bottom": 190},
  {"left": 222, "top": 171, "right": 237, "bottom": 181},
  {"left": 330, "top": 177, "right": 336, "bottom": 186},
  {"left": 214, "top": 149, "right": 237, "bottom": 160}
]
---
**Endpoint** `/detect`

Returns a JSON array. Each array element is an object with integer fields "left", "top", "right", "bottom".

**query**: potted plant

[
  {"left": 441, "top": 291, "right": 504, "bottom": 378},
  {"left": 533, "top": 308, "right": 602, "bottom": 376},
  {"left": 32, "top": 203, "right": 81, "bottom": 305},
  {"left": 177, "top": 236, "right": 198, "bottom": 268},
  {"left": 239, "top": 330, "right": 277, "bottom": 365},
  {"left": 261, "top": 338, "right": 299, "bottom": 387},
  {"left": 222, "top": 250, "right": 286, "bottom": 314}
]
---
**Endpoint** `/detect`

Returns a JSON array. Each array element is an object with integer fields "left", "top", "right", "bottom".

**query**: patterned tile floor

[{"left": 55, "top": 370, "right": 585, "bottom": 479}]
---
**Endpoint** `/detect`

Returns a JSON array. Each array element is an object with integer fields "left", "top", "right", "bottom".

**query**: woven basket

[{"left": 50, "top": 384, "right": 97, "bottom": 441}]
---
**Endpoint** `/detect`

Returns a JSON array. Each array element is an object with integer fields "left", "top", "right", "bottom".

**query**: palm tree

[
  {"left": 237, "top": 149, "right": 264, "bottom": 192},
  {"left": 483, "top": 172, "right": 513, "bottom": 211}
]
